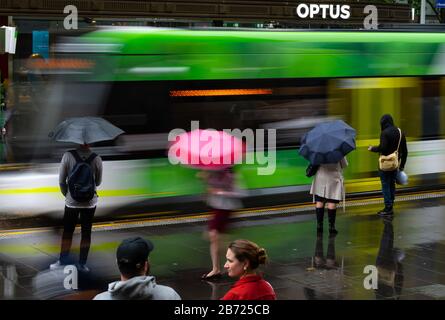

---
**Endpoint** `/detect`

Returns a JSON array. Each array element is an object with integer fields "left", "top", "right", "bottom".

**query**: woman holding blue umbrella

[
  {"left": 299, "top": 120, "right": 356, "bottom": 235},
  {"left": 310, "top": 157, "right": 348, "bottom": 235}
]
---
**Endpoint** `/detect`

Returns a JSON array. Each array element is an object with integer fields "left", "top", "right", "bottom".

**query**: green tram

[{"left": 2, "top": 28, "right": 445, "bottom": 217}]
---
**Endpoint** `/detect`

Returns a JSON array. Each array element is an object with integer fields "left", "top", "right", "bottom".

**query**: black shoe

[{"left": 378, "top": 206, "right": 393, "bottom": 216}]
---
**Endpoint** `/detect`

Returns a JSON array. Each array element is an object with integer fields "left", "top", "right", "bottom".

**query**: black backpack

[{"left": 67, "top": 150, "right": 97, "bottom": 202}]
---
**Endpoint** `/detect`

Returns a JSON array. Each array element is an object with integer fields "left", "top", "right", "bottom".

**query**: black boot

[
  {"left": 328, "top": 209, "right": 338, "bottom": 235},
  {"left": 316, "top": 208, "right": 324, "bottom": 234}
]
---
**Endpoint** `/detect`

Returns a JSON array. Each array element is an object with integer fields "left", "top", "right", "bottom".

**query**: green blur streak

[
  {"left": 78, "top": 30, "right": 444, "bottom": 82},
  {"left": 143, "top": 149, "right": 312, "bottom": 197}
]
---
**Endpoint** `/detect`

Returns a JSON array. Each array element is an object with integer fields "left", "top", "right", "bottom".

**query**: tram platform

[{"left": 1, "top": 194, "right": 445, "bottom": 300}]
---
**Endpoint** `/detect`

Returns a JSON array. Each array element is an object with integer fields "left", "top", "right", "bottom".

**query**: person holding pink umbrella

[
  {"left": 168, "top": 128, "right": 244, "bottom": 280},
  {"left": 199, "top": 167, "right": 242, "bottom": 280}
]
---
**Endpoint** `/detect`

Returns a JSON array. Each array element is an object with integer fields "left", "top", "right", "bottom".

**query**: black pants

[{"left": 59, "top": 206, "right": 96, "bottom": 265}]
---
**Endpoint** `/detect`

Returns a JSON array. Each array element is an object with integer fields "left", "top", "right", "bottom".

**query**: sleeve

[
  {"left": 171, "top": 290, "right": 181, "bottom": 300},
  {"left": 370, "top": 131, "right": 388, "bottom": 154},
  {"left": 59, "top": 153, "right": 69, "bottom": 196},
  {"left": 95, "top": 156, "right": 103, "bottom": 186},
  {"left": 399, "top": 133, "right": 408, "bottom": 171}
]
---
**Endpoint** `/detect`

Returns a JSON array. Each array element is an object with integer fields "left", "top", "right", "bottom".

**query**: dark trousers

[
  {"left": 59, "top": 206, "right": 96, "bottom": 265},
  {"left": 379, "top": 170, "right": 397, "bottom": 208}
]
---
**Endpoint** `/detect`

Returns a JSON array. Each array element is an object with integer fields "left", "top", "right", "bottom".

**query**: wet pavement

[{"left": 1, "top": 196, "right": 445, "bottom": 300}]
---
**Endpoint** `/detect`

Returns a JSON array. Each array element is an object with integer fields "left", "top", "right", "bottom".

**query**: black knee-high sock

[
  {"left": 328, "top": 208, "right": 337, "bottom": 233},
  {"left": 316, "top": 208, "right": 324, "bottom": 229}
]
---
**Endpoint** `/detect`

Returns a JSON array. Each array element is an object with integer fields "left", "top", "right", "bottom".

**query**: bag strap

[
  {"left": 69, "top": 150, "right": 97, "bottom": 164},
  {"left": 396, "top": 128, "right": 402, "bottom": 152},
  {"left": 85, "top": 153, "right": 97, "bottom": 164},
  {"left": 69, "top": 150, "right": 83, "bottom": 163}
]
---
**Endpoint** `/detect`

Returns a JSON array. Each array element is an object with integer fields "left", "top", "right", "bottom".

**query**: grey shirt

[
  {"left": 59, "top": 148, "right": 103, "bottom": 208},
  {"left": 93, "top": 275, "right": 181, "bottom": 300}
]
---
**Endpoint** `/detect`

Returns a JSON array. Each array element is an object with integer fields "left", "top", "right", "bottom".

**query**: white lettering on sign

[
  {"left": 296, "top": 4, "right": 310, "bottom": 18},
  {"left": 295, "top": 4, "right": 351, "bottom": 20}
]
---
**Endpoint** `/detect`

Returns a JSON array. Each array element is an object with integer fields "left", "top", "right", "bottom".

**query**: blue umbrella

[{"left": 299, "top": 120, "right": 356, "bottom": 165}]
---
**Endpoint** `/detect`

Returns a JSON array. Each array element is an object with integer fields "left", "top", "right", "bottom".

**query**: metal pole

[
  {"left": 7, "top": 16, "right": 13, "bottom": 81},
  {"left": 420, "top": 0, "right": 426, "bottom": 24}
]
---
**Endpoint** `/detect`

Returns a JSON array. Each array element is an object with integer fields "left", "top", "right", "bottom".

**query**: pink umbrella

[{"left": 168, "top": 129, "right": 245, "bottom": 170}]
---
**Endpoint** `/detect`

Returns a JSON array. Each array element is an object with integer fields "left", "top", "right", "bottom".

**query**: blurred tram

[{"left": 2, "top": 28, "right": 445, "bottom": 218}]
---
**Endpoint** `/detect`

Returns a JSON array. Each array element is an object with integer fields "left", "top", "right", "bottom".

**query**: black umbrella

[
  {"left": 50, "top": 117, "right": 124, "bottom": 145},
  {"left": 299, "top": 120, "right": 356, "bottom": 165}
]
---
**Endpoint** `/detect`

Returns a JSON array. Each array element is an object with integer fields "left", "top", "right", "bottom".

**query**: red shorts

[{"left": 208, "top": 209, "right": 231, "bottom": 233}]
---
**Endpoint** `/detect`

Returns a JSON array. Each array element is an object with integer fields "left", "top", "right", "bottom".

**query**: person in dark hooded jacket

[{"left": 368, "top": 114, "right": 408, "bottom": 216}]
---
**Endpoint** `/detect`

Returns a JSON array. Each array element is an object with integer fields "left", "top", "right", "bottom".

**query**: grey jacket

[
  {"left": 59, "top": 147, "right": 103, "bottom": 208},
  {"left": 93, "top": 275, "right": 181, "bottom": 300},
  {"left": 310, "top": 157, "right": 348, "bottom": 207}
]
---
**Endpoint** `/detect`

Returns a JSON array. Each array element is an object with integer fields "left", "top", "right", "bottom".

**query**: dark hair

[{"left": 228, "top": 239, "right": 268, "bottom": 270}]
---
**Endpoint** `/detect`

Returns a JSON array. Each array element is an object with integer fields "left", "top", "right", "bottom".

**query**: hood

[
  {"left": 107, "top": 275, "right": 157, "bottom": 300},
  {"left": 380, "top": 114, "right": 394, "bottom": 131}
]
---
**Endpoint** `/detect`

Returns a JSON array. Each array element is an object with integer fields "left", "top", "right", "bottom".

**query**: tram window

[
  {"left": 169, "top": 80, "right": 328, "bottom": 148},
  {"left": 102, "top": 81, "right": 170, "bottom": 135},
  {"left": 92, "top": 79, "right": 330, "bottom": 152},
  {"left": 422, "top": 79, "right": 441, "bottom": 139}
]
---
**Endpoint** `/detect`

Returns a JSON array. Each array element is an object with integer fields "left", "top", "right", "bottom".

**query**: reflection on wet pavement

[{"left": 1, "top": 197, "right": 445, "bottom": 300}]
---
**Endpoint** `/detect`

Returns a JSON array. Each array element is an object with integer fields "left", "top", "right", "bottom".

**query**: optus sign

[{"left": 295, "top": 4, "right": 351, "bottom": 20}]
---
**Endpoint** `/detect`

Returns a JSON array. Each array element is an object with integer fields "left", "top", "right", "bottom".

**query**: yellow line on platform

[{"left": 1, "top": 189, "right": 445, "bottom": 238}]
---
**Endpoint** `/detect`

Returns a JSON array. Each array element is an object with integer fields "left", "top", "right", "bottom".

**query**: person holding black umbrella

[
  {"left": 49, "top": 117, "right": 124, "bottom": 272},
  {"left": 299, "top": 120, "right": 356, "bottom": 235},
  {"left": 49, "top": 142, "right": 103, "bottom": 272}
]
